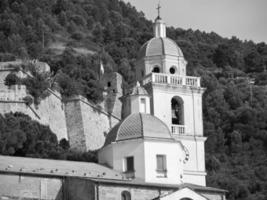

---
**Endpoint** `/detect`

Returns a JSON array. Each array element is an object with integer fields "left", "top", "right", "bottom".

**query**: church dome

[
  {"left": 104, "top": 113, "right": 173, "bottom": 146},
  {"left": 138, "top": 37, "right": 184, "bottom": 58}
]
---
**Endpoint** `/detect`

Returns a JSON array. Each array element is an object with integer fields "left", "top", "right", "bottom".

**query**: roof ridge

[
  {"left": 139, "top": 113, "right": 144, "bottom": 138},
  {"left": 166, "top": 38, "right": 184, "bottom": 57},
  {"left": 146, "top": 38, "right": 155, "bottom": 58},
  {"left": 160, "top": 37, "right": 165, "bottom": 55}
]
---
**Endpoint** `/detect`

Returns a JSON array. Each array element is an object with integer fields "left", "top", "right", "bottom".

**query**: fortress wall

[
  {"left": 65, "top": 96, "right": 120, "bottom": 151},
  {"left": 80, "top": 100, "right": 110, "bottom": 151},
  {"left": 64, "top": 99, "right": 87, "bottom": 152},
  {"left": 103, "top": 72, "right": 123, "bottom": 119},
  {"left": 31, "top": 90, "right": 68, "bottom": 140},
  {"left": 0, "top": 86, "right": 68, "bottom": 141}
]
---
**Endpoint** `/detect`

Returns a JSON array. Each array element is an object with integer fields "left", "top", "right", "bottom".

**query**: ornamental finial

[{"left": 156, "top": 1, "right": 161, "bottom": 20}]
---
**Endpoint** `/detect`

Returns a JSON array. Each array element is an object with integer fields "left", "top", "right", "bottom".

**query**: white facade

[
  {"left": 122, "top": 94, "right": 151, "bottom": 117},
  {"left": 98, "top": 138, "right": 185, "bottom": 185},
  {"left": 160, "top": 188, "right": 208, "bottom": 200},
  {"left": 99, "top": 12, "right": 208, "bottom": 189},
  {"left": 143, "top": 140, "right": 184, "bottom": 184},
  {"left": 136, "top": 16, "right": 207, "bottom": 186}
]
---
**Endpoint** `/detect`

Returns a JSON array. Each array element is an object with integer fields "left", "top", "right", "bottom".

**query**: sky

[{"left": 123, "top": 0, "right": 267, "bottom": 43}]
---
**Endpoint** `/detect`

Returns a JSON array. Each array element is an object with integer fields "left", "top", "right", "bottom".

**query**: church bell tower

[{"left": 136, "top": 5, "right": 207, "bottom": 186}]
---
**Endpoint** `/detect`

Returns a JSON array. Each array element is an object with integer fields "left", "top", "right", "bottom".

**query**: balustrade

[
  {"left": 142, "top": 73, "right": 200, "bottom": 87},
  {"left": 171, "top": 125, "right": 185, "bottom": 135}
]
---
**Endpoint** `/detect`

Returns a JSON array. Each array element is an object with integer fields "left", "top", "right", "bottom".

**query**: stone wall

[
  {"left": 0, "top": 62, "right": 68, "bottom": 141},
  {"left": 0, "top": 173, "right": 226, "bottom": 200},
  {"left": 0, "top": 89, "right": 68, "bottom": 141},
  {"left": 102, "top": 72, "right": 123, "bottom": 119},
  {"left": 0, "top": 174, "right": 63, "bottom": 200},
  {"left": 65, "top": 98, "right": 87, "bottom": 152},
  {"left": 98, "top": 183, "right": 170, "bottom": 200},
  {"left": 65, "top": 96, "right": 120, "bottom": 151},
  {"left": 65, "top": 178, "right": 95, "bottom": 200},
  {"left": 31, "top": 89, "right": 68, "bottom": 140},
  {"left": 0, "top": 62, "right": 124, "bottom": 151}
]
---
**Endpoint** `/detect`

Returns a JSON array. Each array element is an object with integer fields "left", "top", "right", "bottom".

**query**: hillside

[{"left": 0, "top": 0, "right": 267, "bottom": 200}]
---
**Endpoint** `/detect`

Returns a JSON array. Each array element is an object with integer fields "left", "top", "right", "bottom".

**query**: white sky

[{"left": 123, "top": 0, "right": 267, "bottom": 43}]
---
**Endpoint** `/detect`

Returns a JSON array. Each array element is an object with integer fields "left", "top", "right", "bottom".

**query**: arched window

[
  {"left": 180, "top": 198, "right": 193, "bottom": 200},
  {"left": 169, "top": 66, "right": 177, "bottom": 74},
  {"left": 152, "top": 66, "right": 160, "bottom": 73},
  {"left": 171, "top": 97, "right": 184, "bottom": 125},
  {"left": 121, "top": 191, "right": 131, "bottom": 200}
]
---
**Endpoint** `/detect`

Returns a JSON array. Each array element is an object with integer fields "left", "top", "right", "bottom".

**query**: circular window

[{"left": 169, "top": 67, "right": 176, "bottom": 74}]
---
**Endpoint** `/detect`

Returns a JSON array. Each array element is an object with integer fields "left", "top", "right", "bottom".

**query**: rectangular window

[
  {"left": 156, "top": 155, "right": 167, "bottom": 177},
  {"left": 156, "top": 155, "right": 166, "bottom": 171},
  {"left": 140, "top": 98, "right": 146, "bottom": 113},
  {"left": 125, "top": 156, "right": 134, "bottom": 172}
]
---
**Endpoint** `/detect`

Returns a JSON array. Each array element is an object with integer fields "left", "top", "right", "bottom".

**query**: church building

[{"left": 0, "top": 6, "right": 226, "bottom": 200}]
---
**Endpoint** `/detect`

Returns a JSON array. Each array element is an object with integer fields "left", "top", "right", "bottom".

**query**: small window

[
  {"left": 140, "top": 98, "right": 146, "bottom": 113},
  {"left": 107, "top": 82, "right": 111, "bottom": 87},
  {"left": 125, "top": 156, "right": 134, "bottom": 172},
  {"left": 152, "top": 66, "right": 160, "bottom": 73},
  {"left": 141, "top": 70, "right": 144, "bottom": 77},
  {"left": 156, "top": 155, "right": 167, "bottom": 177},
  {"left": 156, "top": 155, "right": 167, "bottom": 172},
  {"left": 169, "top": 67, "right": 176, "bottom": 74},
  {"left": 121, "top": 191, "right": 131, "bottom": 200}
]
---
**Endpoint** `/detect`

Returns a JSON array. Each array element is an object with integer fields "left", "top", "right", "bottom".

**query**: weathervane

[{"left": 156, "top": 1, "right": 161, "bottom": 19}]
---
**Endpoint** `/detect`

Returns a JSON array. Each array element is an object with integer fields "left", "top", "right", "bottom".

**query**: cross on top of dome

[{"left": 156, "top": 2, "right": 161, "bottom": 20}]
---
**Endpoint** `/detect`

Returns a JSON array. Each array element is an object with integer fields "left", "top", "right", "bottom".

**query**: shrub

[{"left": 5, "top": 73, "right": 20, "bottom": 86}]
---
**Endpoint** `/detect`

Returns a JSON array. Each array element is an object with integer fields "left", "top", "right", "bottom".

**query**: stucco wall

[
  {"left": 112, "top": 140, "right": 145, "bottom": 180},
  {"left": 98, "top": 145, "right": 114, "bottom": 168},
  {"left": 144, "top": 140, "right": 184, "bottom": 185},
  {"left": 151, "top": 85, "right": 203, "bottom": 136}
]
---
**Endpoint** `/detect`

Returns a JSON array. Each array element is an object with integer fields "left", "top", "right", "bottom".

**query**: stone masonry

[{"left": 0, "top": 60, "right": 123, "bottom": 151}]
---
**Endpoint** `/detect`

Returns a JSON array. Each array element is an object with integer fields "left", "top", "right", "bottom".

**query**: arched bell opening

[{"left": 171, "top": 96, "right": 184, "bottom": 125}]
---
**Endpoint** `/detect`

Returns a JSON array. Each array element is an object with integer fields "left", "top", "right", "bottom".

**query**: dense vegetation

[
  {"left": 0, "top": 0, "right": 267, "bottom": 199},
  {"left": 0, "top": 112, "right": 97, "bottom": 162}
]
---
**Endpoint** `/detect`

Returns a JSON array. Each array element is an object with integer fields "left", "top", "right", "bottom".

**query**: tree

[{"left": 244, "top": 51, "right": 264, "bottom": 73}]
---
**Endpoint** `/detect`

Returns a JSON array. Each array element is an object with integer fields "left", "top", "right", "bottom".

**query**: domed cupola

[
  {"left": 104, "top": 113, "right": 174, "bottom": 146},
  {"left": 138, "top": 37, "right": 184, "bottom": 58},
  {"left": 98, "top": 112, "right": 186, "bottom": 185},
  {"left": 136, "top": 6, "right": 188, "bottom": 81}
]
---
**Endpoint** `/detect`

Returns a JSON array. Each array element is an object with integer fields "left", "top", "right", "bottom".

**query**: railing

[
  {"left": 171, "top": 125, "right": 186, "bottom": 135},
  {"left": 123, "top": 171, "right": 135, "bottom": 179},
  {"left": 142, "top": 73, "right": 201, "bottom": 87}
]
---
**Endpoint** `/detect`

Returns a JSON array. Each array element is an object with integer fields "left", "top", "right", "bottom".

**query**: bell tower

[{"left": 136, "top": 6, "right": 207, "bottom": 186}]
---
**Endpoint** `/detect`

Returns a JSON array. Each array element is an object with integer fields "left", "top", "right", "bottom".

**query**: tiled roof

[
  {"left": 91, "top": 178, "right": 227, "bottom": 193},
  {"left": 0, "top": 155, "right": 124, "bottom": 180},
  {"left": 138, "top": 37, "right": 184, "bottom": 58},
  {"left": 104, "top": 113, "right": 173, "bottom": 146}
]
